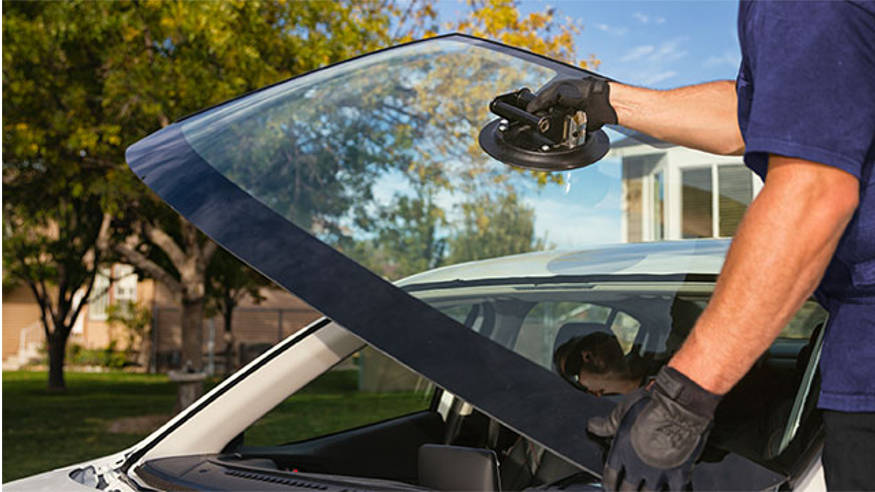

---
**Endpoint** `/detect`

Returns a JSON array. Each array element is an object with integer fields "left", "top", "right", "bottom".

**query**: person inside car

[{"left": 553, "top": 332, "right": 651, "bottom": 397}]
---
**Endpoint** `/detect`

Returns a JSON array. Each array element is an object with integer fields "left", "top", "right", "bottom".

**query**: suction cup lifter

[
  {"left": 478, "top": 87, "right": 610, "bottom": 172},
  {"left": 489, "top": 88, "right": 587, "bottom": 150}
]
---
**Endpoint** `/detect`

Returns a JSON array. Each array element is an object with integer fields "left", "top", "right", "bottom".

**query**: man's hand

[
  {"left": 526, "top": 77, "right": 618, "bottom": 131},
  {"left": 587, "top": 367, "right": 721, "bottom": 491}
]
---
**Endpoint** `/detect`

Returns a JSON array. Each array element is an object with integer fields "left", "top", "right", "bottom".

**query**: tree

[
  {"left": 205, "top": 249, "right": 269, "bottom": 374},
  {"left": 353, "top": 184, "right": 449, "bottom": 280},
  {"left": 2, "top": 0, "right": 594, "bottom": 390},
  {"left": 338, "top": 0, "right": 592, "bottom": 278},
  {"left": 448, "top": 191, "right": 547, "bottom": 264},
  {"left": 99, "top": 1, "right": 401, "bottom": 379},
  {"left": 2, "top": 189, "right": 112, "bottom": 390},
  {"left": 106, "top": 300, "right": 153, "bottom": 370},
  {"left": 3, "top": 2, "right": 120, "bottom": 390}
]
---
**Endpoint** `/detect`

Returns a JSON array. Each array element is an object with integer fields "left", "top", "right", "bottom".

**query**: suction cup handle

[
  {"left": 490, "top": 101, "right": 548, "bottom": 132},
  {"left": 513, "top": 88, "right": 535, "bottom": 107}
]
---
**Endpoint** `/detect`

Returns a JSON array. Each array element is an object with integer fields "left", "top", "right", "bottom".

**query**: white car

[{"left": 8, "top": 34, "right": 829, "bottom": 491}]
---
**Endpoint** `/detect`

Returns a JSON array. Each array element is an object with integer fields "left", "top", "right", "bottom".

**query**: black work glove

[
  {"left": 526, "top": 77, "right": 618, "bottom": 132},
  {"left": 587, "top": 367, "right": 721, "bottom": 491}
]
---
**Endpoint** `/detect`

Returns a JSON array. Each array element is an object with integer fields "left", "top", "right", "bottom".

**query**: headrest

[{"left": 553, "top": 322, "right": 607, "bottom": 356}]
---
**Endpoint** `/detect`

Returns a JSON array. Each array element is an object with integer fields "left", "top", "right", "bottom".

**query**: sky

[{"left": 439, "top": 0, "right": 742, "bottom": 88}]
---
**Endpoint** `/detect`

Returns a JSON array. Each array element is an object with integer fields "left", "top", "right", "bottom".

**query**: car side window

[
  {"left": 243, "top": 346, "right": 434, "bottom": 446},
  {"left": 514, "top": 302, "right": 614, "bottom": 369},
  {"left": 609, "top": 312, "right": 641, "bottom": 355}
]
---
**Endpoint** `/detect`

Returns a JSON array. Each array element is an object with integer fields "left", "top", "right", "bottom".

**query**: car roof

[{"left": 398, "top": 238, "right": 730, "bottom": 286}]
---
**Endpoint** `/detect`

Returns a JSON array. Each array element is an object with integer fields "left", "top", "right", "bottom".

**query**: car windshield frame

[{"left": 125, "top": 34, "right": 790, "bottom": 489}]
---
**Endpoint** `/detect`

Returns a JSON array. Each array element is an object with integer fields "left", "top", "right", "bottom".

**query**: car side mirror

[{"left": 418, "top": 444, "right": 500, "bottom": 491}]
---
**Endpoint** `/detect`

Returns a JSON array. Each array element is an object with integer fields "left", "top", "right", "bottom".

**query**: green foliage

[
  {"left": 350, "top": 182, "right": 448, "bottom": 280},
  {"left": 65, "top": 343, "right": 130, "bottom": 369},
  {"left": 106, "top": 301, "right": 153, "bottom": 353},
  {"left": 350, "top": 188, "right": 547, "bottom": 280},
  {"left": 3, "top": 1, "right": 122, "bottom": 388},
  {"left": 99, "top": 1, "right": 397, "bottom": 139},
  {"left": 3, "top": 0, "right": 593, "bottom": 383},
  {"left": 448, "top": 191, "right": 547, "bottom": 264},
  {"left": 205, "top": 248, "right": 269, "bottom": 324}
]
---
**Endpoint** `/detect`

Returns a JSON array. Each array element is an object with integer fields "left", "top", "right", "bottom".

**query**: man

[{"left": 528, "top": 1, "right": 874, "bottom": 490}]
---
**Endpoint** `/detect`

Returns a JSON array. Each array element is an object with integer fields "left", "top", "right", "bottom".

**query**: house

[
  {"left": 2, "top": 264, "right": 320, "bottom": 372},
  {"left": 612, "top": 137, "right": 762, "bottom": 242}
]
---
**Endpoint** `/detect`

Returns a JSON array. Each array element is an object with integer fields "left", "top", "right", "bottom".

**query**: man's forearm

[
  {"left": 668, "top": 156, "right": 859, "bottom": 394},
  {"left": 609, "top": 80, "right": 744, "bottom": 156}
]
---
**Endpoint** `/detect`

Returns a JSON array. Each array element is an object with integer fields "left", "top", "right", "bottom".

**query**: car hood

[{"left": 125, "top": 34, "right": 783, "bottom": 489}]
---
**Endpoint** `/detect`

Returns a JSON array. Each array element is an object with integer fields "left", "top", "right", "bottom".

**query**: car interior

[{"left": 135, "top": 288, "right": 827, "bottom": 491}]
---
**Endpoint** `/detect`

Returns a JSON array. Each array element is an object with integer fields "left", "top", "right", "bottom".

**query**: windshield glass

[
  {"left": 132, "top": 35, "right": 812, "bottom": 482},
  {"left": 181, "top": 38, "right": 758, "bottom": 282}
]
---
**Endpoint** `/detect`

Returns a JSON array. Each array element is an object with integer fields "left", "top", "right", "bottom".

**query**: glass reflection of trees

[{"left": 184, "top": 41, "right": 560, "bottom": 279}]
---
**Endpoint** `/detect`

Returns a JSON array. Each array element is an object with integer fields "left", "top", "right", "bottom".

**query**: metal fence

[{"left": 151, "top": 305, "right": 320, "bottom": 374}]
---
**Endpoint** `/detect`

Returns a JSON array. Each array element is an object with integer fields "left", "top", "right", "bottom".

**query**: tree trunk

[
  {"left": 181, "top": 297, "right": 205, "bottom": 371},
  {"left": 223, "top": 332, "right": 237, "bottom": 375},
  {"left": 223, "top": 303, "right": 236, "bottom": 375},
  {"left": 177, "top": 296, "right": 205, "bottom": 409},
  {"left": 47, "top": 331, "right": 69, "bottom": 391},
  {"left": 137, "top": 326, "right": 153, "bottom": 373}
]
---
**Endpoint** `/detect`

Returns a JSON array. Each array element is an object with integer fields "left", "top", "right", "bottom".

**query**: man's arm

[
  {"left": 609, "top": 80, "right": 744, "bottom": 156},
  {"left": 669, "top": 155, "right": 859, "bottom": 394}
]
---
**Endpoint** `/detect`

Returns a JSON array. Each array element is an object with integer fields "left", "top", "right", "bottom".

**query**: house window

[
  {"left": 89, "top": 267, "right": 111, "bottom": 321},
  {"left": 718, "top": 165, "right": 754, "bottom": 237},
  {"left": 113, "top": 264, "right": 138, "bottom": 304},
  {"left": 72, "top": 290, "right": 86, "bottom": 333},
  {"left": 681, "top": 168, "right": 713, "bottom": 238}
]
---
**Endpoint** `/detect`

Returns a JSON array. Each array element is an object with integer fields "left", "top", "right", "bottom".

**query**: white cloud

[
  {"left": 609, "top": 37, "right": 688, "bottom": 87},
  {"left": 652, "top": 38, "right": 688, "bottom": 62},
  {"left": 619, "top": 38, "right": 687, "bottom": 66},
  {"left": 620, "top": 45, "right": 655, "bottom": 62},
  {"left": 633, "top": 13, "right": 666, "bottom": 25},
  {"left": 704, "top": 50, "right": 741, "bottom": 68},
  {"left": 641, "top": 70, "right": 678, "bottom": 85},
  {"left": 594, "top": 23, "right": 629, "bottom": 36}
]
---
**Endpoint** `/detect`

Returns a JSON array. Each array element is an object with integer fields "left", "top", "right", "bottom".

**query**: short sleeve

[{"left": 741, "top": 1, "right": 875, "bottom": 181}]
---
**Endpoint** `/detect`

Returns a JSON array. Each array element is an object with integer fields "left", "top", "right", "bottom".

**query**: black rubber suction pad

[{"left": 478, "top": 119, "right": 610, "bottom": 172}]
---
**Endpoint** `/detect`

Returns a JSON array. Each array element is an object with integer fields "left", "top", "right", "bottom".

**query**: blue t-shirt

[{"left": 736, "top": 1, "right": 875, "bottom": 411}]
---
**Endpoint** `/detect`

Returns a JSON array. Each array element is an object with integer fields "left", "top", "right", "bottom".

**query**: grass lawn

[{"left": 2, "top": 370, "right": 430, "bottom": 483}]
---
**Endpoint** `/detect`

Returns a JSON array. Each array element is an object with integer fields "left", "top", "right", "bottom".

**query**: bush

[{"left": 67, "top": 342, "right": 130, "bottom": 369}]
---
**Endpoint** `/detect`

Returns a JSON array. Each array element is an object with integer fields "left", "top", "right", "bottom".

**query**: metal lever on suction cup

[
  {"left": 489, "top": 89, "right": 548, "bottom": 132},
  {"left": 487, "top": 88, "right": 587, "bottom": 150}
]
